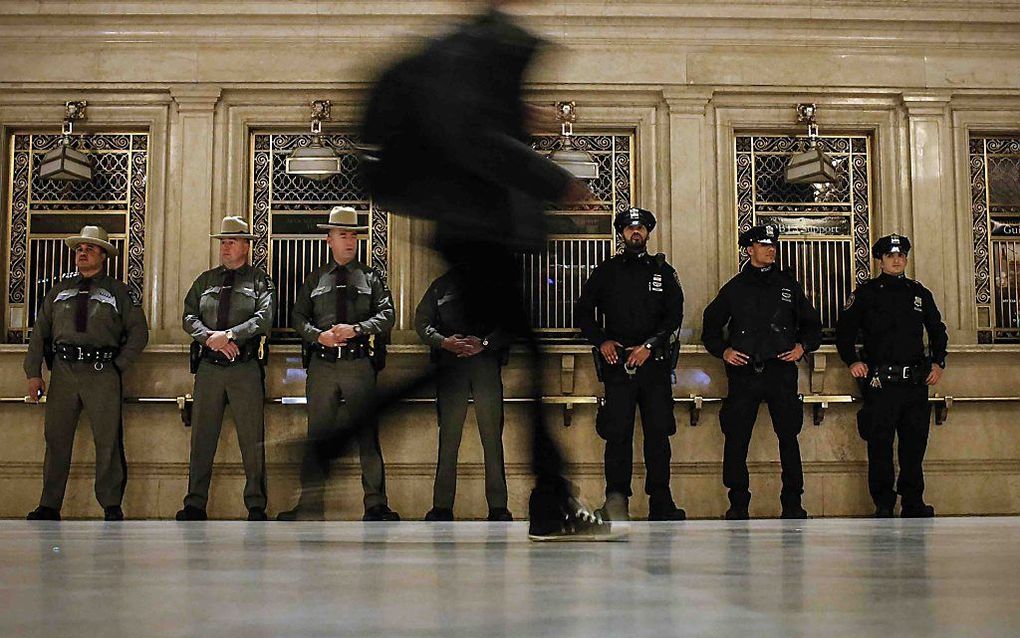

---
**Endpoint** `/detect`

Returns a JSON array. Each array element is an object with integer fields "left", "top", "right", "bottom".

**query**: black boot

[
  {"left": 487, "top": 508, "right": 513, "bottom": 522},
  {"left": 247, "top": 507, "right": 268, "bottom": 521},
  {"left": 103, "top": 506, "right": 125, "bottom": 521},
  {"left": 648, "top": 498, "right": 687, "bottom": 522},
  {"left": 424, "top": 507, "right": 454, "bottom": 522},
  {"left": 175, "top": 505, "right": 208, "bottom": 521},
  {"left": 364, "top": 504, "right": 400, "bottom": 522},
  {"left": 901, "top": 502, "right": 935, "bottom": 518},
  {"left": 276, "top": 505, "right": 323, "bottom": 522},
  {"left": 26, "top": 506, "right": 61, "bottom": 521},
  {"left": 724, "top": 506, "right": 750, "bottom": 520}
]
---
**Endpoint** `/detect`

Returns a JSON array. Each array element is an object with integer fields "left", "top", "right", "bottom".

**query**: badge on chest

[
  {"left": 781, "top": 287, "right": 793, "bottom": 303},
  {"left": 649, "top": 273, "right": 663, "bottom": 293},
  {"left": 914, "top": 296, "right": 923, "bottom": 312}
]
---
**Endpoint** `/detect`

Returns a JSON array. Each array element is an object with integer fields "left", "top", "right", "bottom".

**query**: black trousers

[
  {"left": 719, "top": 360, "right": 804, "bottom": 508},
  {"left": 857, "top": 383, "right": 931, "bottom": 508},
  {"left": 597, "top": 360, "right": 676, "bottom": 504}
]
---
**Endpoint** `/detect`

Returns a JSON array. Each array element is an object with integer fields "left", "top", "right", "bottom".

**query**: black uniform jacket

[
  {"left": 576, "top": 251, "right": 684, "bottom": 351},
  {"left": 701, "top": 263, "right": 822, "bottom": 365},
  {"left": 835, "top": 273, "right": 948, "bottom": 368}
]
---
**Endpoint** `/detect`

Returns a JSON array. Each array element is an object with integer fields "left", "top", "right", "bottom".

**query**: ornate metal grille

[
  {"left": 523, "top": 133, "right": 633, "bottom": 339},
  {"left": 971, "top": 135, "right": 1020, "bottom": 343},
  {"left": 249, "top": 131, "right": 387, "bottom": 341},
  {"left": 735, "top": 134, "right": 873, "bottom": 340},
  {"left": 5, "top": 132, "right": 147, "bottom": 342}
]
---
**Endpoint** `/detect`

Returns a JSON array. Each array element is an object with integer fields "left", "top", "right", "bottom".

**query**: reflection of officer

[
  {"left": 416, "top": 267, "right": 512, "bottom": 522},
  {"left": 576, "top": 207, "right": 686, "bottom": 521},
  {"left": 278, "top": 207, "right": 399, "bottom": 522},
  {"left": 24, "top": 225, "right": 149, "bottom": 521},
  {"left": 177, "top": 217, "right": 275, "bottom": 522},
  {"left": 836, "top": 234, "right": 947, "bottom": 518},
  {"left": 701, "top": 224, "right": 822, "bottom": 520}
]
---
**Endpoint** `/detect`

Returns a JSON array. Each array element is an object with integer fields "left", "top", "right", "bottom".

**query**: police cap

[
  {"left": 613, "top": 207, "right": 656, "bottom": 233},
  {"left": 738, "top": 224, "right": 780, "bottom": 248},
  {"left": 871, "top": 234, "right": 911, "bottom": 258}
]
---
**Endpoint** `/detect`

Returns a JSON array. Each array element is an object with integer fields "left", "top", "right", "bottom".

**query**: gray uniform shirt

[
  {"left": 291, "top": 260, "right": 395, "bottom": 343},
  {"left": 182, "top": 264, "right": 276, "bottom": 345},
  {"left": 25, "top": 271, "right": 149, "bottom": 377}
]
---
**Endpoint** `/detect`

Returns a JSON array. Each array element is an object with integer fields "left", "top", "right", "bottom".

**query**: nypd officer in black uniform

[
  {"left": 835, "top": 234, "right": 947, "bottom": 518},
  {"left": 576, "top": 207, "right": 686, "bottom": 521},
  {"left": 702, "top": 224, "right": 822, "bottom": 520}
]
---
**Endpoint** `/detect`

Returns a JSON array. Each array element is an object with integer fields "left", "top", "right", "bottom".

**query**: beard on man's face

[{"left": 624, "top": 231, "right": 647, "bottom": 252}]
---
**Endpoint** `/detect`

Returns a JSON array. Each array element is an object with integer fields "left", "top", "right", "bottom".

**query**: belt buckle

[
  {"left": 76, "top": 347, "right": 86, "bottom": 361},
  {"left": 901, "top": 366, "right": 910, "bottom": 380}
]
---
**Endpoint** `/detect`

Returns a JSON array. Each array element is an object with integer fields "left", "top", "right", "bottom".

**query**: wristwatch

[
  {"left": 353, "top": 324, "right": 364, "bottom": 336},
  {"left": 481, "top": 338, "right": 490, "bottom": 349},
  {"left": 225, "top": 329, "right": 235, "bottom": 341}
]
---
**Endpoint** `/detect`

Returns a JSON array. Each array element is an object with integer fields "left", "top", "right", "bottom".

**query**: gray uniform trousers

[
  {"left": 433, "top": 352, "right": 508, "bottom": 510},
  {"left": 300, "top": 357, "right": 388, "bottom": 509},
  {"left": 184, "top": 359, "right": 267, "bottom": 510},
  {"left": 40, "top": 360, "right": 126, "bottom": 510}
]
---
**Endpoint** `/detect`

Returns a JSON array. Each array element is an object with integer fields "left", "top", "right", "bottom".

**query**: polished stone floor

[{"left": 1, "top": 518, "right": 1018, "bottom": 637}]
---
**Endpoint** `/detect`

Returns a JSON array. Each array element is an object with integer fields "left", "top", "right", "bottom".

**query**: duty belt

[
  {"left": 54, "top": 343, "right": 118, "bottom": 366},
  {"left": 870, "top": 362, "right": 928, "bottom": 387},
  {"left": 312, "top": 339, "right": 370, "bottom": 362},
  {"left": 202, "top": 340, "right": 261, "bottom": 366}
]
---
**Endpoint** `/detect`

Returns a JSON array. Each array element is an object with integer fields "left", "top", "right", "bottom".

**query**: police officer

[
  {"left": 416, "top": 266, "right": 512, "bottom": 522},
  {"left": 701, "top": 224, "right": 822, "bottom": 520},
  {"left": 24, "top": 225, "right": 149, "bottom": 521},
  {"left": 278, "top": 207, "right": 400, "bottom": 522},
  {"left": 177, "top": 216, "right": 276, "bottom": 522},
  {"left": 575, "top": 207, "right": 686, "bottom": 522},
  {"left": 835, "top": 234, "right": 947, "bottom": 518}
]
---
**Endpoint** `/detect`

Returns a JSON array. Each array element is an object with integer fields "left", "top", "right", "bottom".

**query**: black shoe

[
  {"left": 528, "top": 498, "right": 625, "bottom": 542},
  {"left": 26, "top": 506, "right": 61, "bottom": 521},
  {"left": 424, "top": 507, "right": 454, "bottom": 522},
  {"left": 780, "top": 504, "right": 808, "bottom": 519},
  {"left": 487, "top": 508, "right": 513, "bottom": 522},
  {"left": 276, "top": 506, "right": 323, "bottom": 522},
  {"left": 175, "top": 505, "right": 208, "bottom": 521},
  {"left": 901, "top": 503, "right": 935, "bottom": 518},
  {"left": 364, "top": 504, "right": 400, "bottom": 522},
  {"left": 648, "top": 504, "right": 687, "bottom": 521},
  {"left": 725, "top": 506, "right": 750, "bottom": 520},
  {"left": 103, "top": 506, "right": 125, "bottom": 521},
  {"left": 873, "top": 505, "right": 895, "bottom": 518},
  {"left": 247, "top": 507, "right": 268, "bottom": 521}
]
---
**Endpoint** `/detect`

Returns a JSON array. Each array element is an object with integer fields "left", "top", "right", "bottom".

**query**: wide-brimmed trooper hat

[
  {"left": 211, "top": 216, "right": 256, "bottom": 240},
  {"left": 65, "top": 225, "right": 118, "bottom": 257},
  {"left": 316, "top": 206, "right": 368, "bottom": 231}
]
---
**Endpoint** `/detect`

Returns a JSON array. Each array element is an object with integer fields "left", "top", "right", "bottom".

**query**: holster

[
  {"left": 256, "top": 335, "right": 269, "bottom": 368},
  {"left": 592, "top": 347, "right": 605, "bottom": 382},
  {"left": 369, "top": 332, "right": 389, "bottom": 372},
  {"left": 189, "top": 341, "right": 202, "bottom": 374},
  {"left": 301, "top": 342, "right": 313, "bottom": 369},
  {"left": 43, "top": 339, "right": 54, "bottom": 371}
]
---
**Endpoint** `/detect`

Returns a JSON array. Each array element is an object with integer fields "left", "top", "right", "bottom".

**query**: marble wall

[{"left": 0, "top": 1, "right": 1018, "bottom": 519}]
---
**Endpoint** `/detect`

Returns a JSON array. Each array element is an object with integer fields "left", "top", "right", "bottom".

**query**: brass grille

[
  {"left": 5, "top": 132, "right": 148, "bottom": 342},
  {"left": 735, "top": 134, "right": 873, "bottom": 340},
  {"left": 972, "top": 135, "right": 1020, "bottom": 343}
]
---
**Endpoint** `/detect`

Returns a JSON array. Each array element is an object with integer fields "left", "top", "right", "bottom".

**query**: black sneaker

[
  {"left": 725, "top": 506, "right": 750, "bottom": 520},
  {"left": 780, "top": 504, "right": 808, "bottom": 519},
  {"left": 247, "top": 507, "right": 268, "bottom": 521},
  {"left": 873, "top": 505, "right": 895, "bottom": 518},
  {"left": 424, "top": 507, "right": 454, "bottom": 522},
  {"left": 364, "top": 504, "right": 400, "bottom": 522},
  {"left": 26, "top": 506, "right": 61, "bottom": 521},
  {"left": 276, "top": 506, "right": 323, "bottom": 522},
  {"left": 175, "top": 505, "right": 208, "bottom": 521},
  {"left": 103, "top": 506, "right": 125, "bottom": 521},
  {"left": 487, "top": 508, "right": 513, "bottom": 522},
  {"left": 901, "top": 503, "right": 935, "bottom": 518},
  {"left": 648, "top": 504, "right": 687, "bottom": 521},
  {"left": 528, "top": 498, "right": 626, "bottom": 542}
]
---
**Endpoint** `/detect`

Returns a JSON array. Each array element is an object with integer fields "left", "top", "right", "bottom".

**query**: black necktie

[
  {"left": 75, "top": 279, "right": 92, "bottom": 332},
  {"left": 335, "top": 267, "right": 348, "bottom": 324},
  {"left": 216, "top": 269, "right": 236, "bottom": 331}
]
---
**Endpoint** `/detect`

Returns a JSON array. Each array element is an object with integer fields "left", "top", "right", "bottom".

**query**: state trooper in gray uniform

[
  {"left": 25, "top": 225, "right": 149, "bottom": 521},
  {"left": 177, "top": 216, "right": 276, "bottom": 522},
  {"left": 278, "top": 207, "right": 400, "bottom": 521},
  {"left": 416, "top": 266, "right": 512, "bottom": 522}
]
